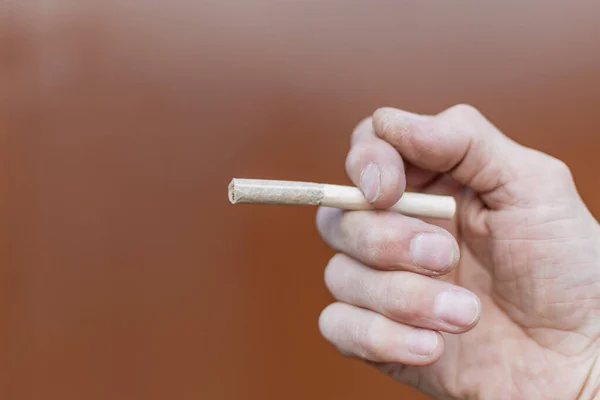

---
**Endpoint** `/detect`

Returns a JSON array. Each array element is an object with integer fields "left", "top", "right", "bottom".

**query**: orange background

[{"left": 4, "top": 1, "right": 600, "bottom": 399}]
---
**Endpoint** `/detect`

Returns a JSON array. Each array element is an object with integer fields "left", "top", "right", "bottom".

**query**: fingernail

[
  {"left": 406, "top": 329, "right": 438, "bottom": 356},
  {"left": 410, "top": 233, "right": 457, "bottom": 272},
  {"left": 360, "top": 163, "right": 381, "bottom": 203},
  {"left": 434, "top": 291, "right": 480, "bottom": 328}
]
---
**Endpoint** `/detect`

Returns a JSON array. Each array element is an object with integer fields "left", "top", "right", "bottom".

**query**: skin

[{"left": 316, "top": 104, "right": 600, "bottom": 399}]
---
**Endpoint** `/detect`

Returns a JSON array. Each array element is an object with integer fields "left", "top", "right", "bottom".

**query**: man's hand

[{"left": 316, "top": 105, "right": 600, "bottom": 399}]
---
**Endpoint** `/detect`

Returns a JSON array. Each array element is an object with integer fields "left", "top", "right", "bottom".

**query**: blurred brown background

[{"left": 3, "top": 1, "right": 600, "bottom": 399}]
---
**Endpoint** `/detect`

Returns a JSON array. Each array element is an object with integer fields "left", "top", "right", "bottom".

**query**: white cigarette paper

[{"left": 228, "top": 178, "right": 456, "bottom": 219}]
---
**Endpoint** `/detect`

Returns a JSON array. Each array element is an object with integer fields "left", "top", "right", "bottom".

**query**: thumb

[{"left": 372, "top": 104, "right": 579, "bottom": 210}]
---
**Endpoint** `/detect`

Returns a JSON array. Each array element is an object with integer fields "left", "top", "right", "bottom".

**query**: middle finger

[{"left": 316, "top": 207, "right": 459, "bottom": 275}]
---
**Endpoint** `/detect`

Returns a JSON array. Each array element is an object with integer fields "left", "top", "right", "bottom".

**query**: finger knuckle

[
  {"left": 545, "top": 156, "right": 573, "bottom": 181},
  {"left": 447, "top": 103, "right": 482, "bottom": 120},
  {"left": 372, "top": 107, "right": 400, "bottom": 138},
  {"left": 357, "top": 224, "right": 399, "bottom": 265},
  {"left": 372, "top": 107, "right": 394, "bottom": 123},
  {"left": 382, "top": 273, "right": 403, "bottom": 314},
  {"left": 358, "top": 317, "right": 389, "bottom": 361},
  {"left": 382, "top": 273, "right": 416, "bottom": 317},
  {"left": 350, "top": 117, "right": 374, "bottom": 145}
]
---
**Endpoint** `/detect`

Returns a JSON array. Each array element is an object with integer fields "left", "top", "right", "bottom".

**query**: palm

[{"left": 379, "top": 178, "right": 600, "bottom": 399}]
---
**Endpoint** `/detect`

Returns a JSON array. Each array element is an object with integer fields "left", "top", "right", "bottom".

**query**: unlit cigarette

[{"left": 228, "top": 178, "right": 456, "bottom": 219}]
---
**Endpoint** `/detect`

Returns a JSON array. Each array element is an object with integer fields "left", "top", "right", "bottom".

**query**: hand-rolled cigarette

[{"left": 228, "top": 178, "right": 456, "bottom": 219}]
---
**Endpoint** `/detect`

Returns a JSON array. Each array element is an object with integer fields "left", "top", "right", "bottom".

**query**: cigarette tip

[{"left": 228, "top": 179, "right": 236, "bottom": 204}]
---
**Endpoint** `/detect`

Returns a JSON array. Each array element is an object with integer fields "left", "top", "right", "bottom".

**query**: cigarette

[{"left": 228, "top": 178, "right": 456, "bottom": 219}]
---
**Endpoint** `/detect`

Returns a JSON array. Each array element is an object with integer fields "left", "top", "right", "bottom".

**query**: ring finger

[{"left": 325, "top": 254, "right": 481, "bottom": 333}]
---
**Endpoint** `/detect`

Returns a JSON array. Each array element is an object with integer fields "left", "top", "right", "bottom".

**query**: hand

[{"left": 316, "top": 104, "right": 600, "bottom": 399}]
